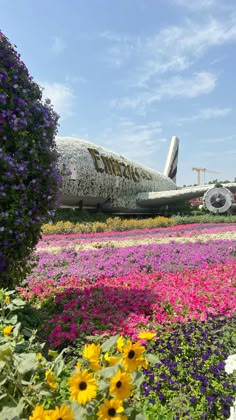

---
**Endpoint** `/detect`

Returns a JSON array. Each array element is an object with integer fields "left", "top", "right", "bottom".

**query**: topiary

[{"left": 0, "top": 31, "right": 61, "bottom": 288}]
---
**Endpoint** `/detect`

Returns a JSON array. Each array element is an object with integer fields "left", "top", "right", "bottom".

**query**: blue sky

[{"left": 1, "top": 0, "right": 236, "bottom": 185}]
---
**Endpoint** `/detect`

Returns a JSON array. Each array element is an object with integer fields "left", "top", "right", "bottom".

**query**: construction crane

[{"left": 192, "top": 167, "right": 221, "bottom": 185}]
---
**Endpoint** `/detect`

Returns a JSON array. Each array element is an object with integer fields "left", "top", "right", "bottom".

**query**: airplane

[{"left": 56, "top": 136, "right": 236, "bottom": 214}]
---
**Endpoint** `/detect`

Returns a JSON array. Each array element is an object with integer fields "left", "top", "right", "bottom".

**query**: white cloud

[
  {"left": 175, "top": 107, "right": 231, "bottom": 124},
  {"left": 112, "top": 72, "right": 216, "bottom": 110},
  {"left": 51, "top": 36, "right": 66, "bottom": 55},
  {"left": 133, "top": 18, "right": 236, "bottom": 87},
  {"left": 102, "top": 18, "right": 236, "bottom": 85},
  {"left": 158, "top": 72, "right": 216, "bottom": 98},
  {"left": 40, "top": 82, "right": 75, "bottom": 120},
  {"left": 105, "top": 17, "right": 236, "bottom": 112}
]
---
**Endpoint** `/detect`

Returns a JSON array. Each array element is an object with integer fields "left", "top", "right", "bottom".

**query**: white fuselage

[{"left": 56, "top": 137, "right": 177, "bottom": 211}]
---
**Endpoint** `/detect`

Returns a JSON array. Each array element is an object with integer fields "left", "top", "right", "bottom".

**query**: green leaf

[
  {"left": 125, "top": 408, "right": 147, "bottom": 420},
  {"left": 97, "top": 379, "right": 109, "bottom": 391},
  {"left": 101, "top": 334, "right": 120, "bottom": 353},
  {"left": 11, "top": 298, "right": 25, "bottom": 307},
  {"left": 135, "top": 415, "right": 147, "bottom": 420},
  {"left": 13, "top": 322, "right": 21, "bottom": 336},
  {"left": 21, "top": 380, "right": 31, "bottom": 385},
  {"left": 0, "top": 343, "right": 13, "bottom": 361},
  {"left": 38, "top": 390, "right": 53, "bottom": 397},
  {"left": 16, "top": 353, "right": 38, "bottom": 374},
  {"left": 54, "top": 359, "right": 64, "bottom": 376},
  {"left": 132, "top": 371, "right": 145, "bottom": 387},
  {"left": 21, "top": 328, "right": 33, "bottom": 338},
  {"left": 0, "top": 361, "right": 6, "bottom": 372},
  {"left": 54, "top": 348, "right": 67, "bottom": 364},
  {"left": 48, "top": 349, "right": 58, "bottom": 359},
  {"left": 0, "top": 397, "right": 25, "bottom": 419},
  {"left": 71, "top": 402, "right": 87, "bottom": 419},
  {"left": 146, "top": 353, "right": 160, "bottom": 364},
  {"left": 99, "top": 365, "right": 117, "bottom": 378},
  {"left": 0, "top": 406, "right": 20, "bottom": 420},
  {"left": 8, "top": 314, "right": 18, "bottom": 325}
]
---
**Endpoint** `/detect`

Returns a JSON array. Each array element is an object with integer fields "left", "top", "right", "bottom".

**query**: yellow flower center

[
  {"left": 79, "top": 381, "right": 87, "bottom": 390},
  {"left": 128, "top": 350, "right": 135, "bottom": 359},
  {"left": 108, "top": 408, "right": 116, "bottom": 417},
  {"left": 116, "top": 380, "right": 122, "bottom": 388}
]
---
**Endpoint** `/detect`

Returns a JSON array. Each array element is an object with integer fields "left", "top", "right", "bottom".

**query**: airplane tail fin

[{"left": 164, "top": 136, "right": 179, "bottom": 184}]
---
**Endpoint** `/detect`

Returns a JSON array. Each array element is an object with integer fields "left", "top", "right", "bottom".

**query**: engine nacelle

[{"left": 203, "top": 187, "right": 234, "bottom": 213}]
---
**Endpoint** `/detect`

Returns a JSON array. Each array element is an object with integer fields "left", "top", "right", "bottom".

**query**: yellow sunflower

[
  {"left": 5, "top": 296, "right": 11, "bottom": 305},
  {"left": 97, "top": 399, "right": 127, "bottom": 420},
  {"left": 137, "top": 331, "right": 156, "bottom": 340},
  {"left": 3, "top": 325, "right": 13, "bottom": 336},
  {"left": 45, "top": 370, "right": 58, "bottom": 391},
  {"left": 29, "top": 405, "right": 47, "bottom": 420},
  {"left": 68, "top": 369, "right": 98, "bottom": 405},
  {"left": 83, "top": 343, "right": 101, "bottom": 359},
  {"left": 116, "top": 336, "right": 124, "bottom": 352},
  {"left": 82, "top": 343, "right": 102, "bottom": 371},
  {"left": 36, "top": 353, "right": 43, "bottom": 360},
  {"left": 74, "top": 361, "right": 81, "bottom": 369},
  {"left": 48, "top": 404, "right": 74, "bottom": 420},
  {"left": 104, "top": 352, "right": 120, "bottom": 366},
  {"left": 110, "top": 369, "right": 133, "bottom": 400},
  {"left": 122, "top": 340, "right": 148, "bottom": 372}
]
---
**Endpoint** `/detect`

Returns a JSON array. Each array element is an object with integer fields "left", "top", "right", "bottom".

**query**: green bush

[
  {"left": 172, "top": 214, "right": 236, "bottom": 225},
  {"left": 0, "top": 31, "right": 60, "bottom": 288}
]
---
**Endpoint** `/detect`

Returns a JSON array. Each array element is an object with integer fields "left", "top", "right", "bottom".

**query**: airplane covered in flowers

[{"left": 56, "top": 136, "right": 236, "bottom": 214}]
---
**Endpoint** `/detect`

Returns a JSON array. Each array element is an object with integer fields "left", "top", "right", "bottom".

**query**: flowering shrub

[
  {"left": 138, "top": 317, "right": 236, "bottom": 419},
  {"left": 0, "top": 31, "right": 60, "bottom": 288}
]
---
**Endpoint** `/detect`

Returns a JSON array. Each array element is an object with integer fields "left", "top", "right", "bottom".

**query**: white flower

[
  {"left": 225, "top": 354, "right": 236, "bottom": 374},
  {"left": 228, "top": 401, "right": 236, "bottom": 420}
]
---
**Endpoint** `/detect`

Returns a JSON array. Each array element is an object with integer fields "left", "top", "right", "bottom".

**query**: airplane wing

[{"left": 136, "top": 183, "right": 236, "bottom": 211}]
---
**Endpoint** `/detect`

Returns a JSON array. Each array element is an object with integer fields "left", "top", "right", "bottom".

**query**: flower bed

[
  {"left": 140, "top": 317, "right": 236, "bottom": 419},
  {"left": 21, "top": 238, "right": 236, "bottom": 289},
  {"left": 15, "top": 222, "right": 236, "bottom": 419},
  {"left": 41, "top": 215, "right": 236, "bottom": 235},
  {"left": 37, "top": 223, "right": 236, "bottom": 252},
  {"left": 22, "top": 262, "right": 236, "bottom": 348}
]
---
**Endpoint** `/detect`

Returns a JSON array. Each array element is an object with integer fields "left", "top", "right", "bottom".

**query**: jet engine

[{"left": 203, "top": 186, "right": 235, "bottom": 213}]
